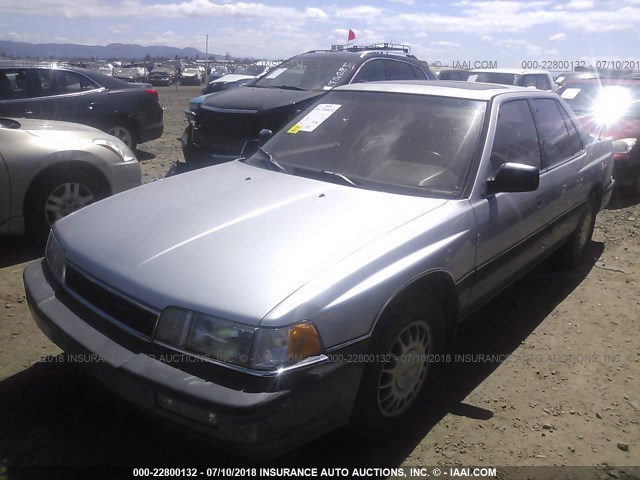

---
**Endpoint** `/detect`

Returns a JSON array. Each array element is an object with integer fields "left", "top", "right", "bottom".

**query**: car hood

[
  {"left": 17, "top": 118, "right": 102, "bottom": 135},
  {"left": 211, "top": 74, "right": 255, "bottom": 84},
  {"left": 201, "top": 86, "right": 323, "bottom": 112},
  {"left": 56, "top": 161, "right": 446, "bottom": 326}
]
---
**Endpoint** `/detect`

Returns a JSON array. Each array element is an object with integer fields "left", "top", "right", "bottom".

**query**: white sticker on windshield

[
  {"left": 266, "top": 67, "right": 287, "bottom": 79},
  {"left": 556, "top": 76, "right": 565, "bottom": 83},
  {"left": 467, "top": 75, "right": 478, "bottom": 82},
  {"left": 561, "top": 88, "right": 581, "bottom": 99},
  {"left": 322, "top": 85, "right": 334, "bottom": 91},
  {"left": 294, "top": 104, "right": 342, "bottom": 132}
]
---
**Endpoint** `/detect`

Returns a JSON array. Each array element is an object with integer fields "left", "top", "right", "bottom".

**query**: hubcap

[
  {"left": 377, "top": 320, "right": 432, "bottom": 418},
  {"left": 44, "top": 182, "right": 95, "bottom": 226},
  {"left": 107, "top": 125, "right": 133, "bottom": 148}
]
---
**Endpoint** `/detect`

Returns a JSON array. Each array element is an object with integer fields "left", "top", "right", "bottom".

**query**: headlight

[
  {"left": 45, "top": 232, "right": 65, "bottom": 284},
  {"left": 612, "top": 137, "right": 637, "bottom": 155},
  {"left": 93, "top": 138, "right": 136, "bottom": 162},
  {"left": 154, "top": 307, "right": 323, "bottom": 371}
]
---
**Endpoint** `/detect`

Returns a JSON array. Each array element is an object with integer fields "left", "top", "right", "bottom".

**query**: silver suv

[{"left": 25, "top": 80, "right": 614, "bottom": 457}]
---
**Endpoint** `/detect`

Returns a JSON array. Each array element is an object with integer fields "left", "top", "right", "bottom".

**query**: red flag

[{"left": 348, "top": 29, "right": 356, "bottom": 42}]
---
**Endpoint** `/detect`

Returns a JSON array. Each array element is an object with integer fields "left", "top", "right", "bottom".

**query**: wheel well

[
  {"left": 24, "top": 159, "right": 112, "bottom": 215},
  {"left": 590, "top": 184, "right": 603, "bottom": 210},
  {"left": 376, "top": 271, "right": 458, "bottom": 333}
]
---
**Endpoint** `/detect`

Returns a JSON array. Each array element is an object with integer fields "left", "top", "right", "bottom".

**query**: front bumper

[
  {"left": 613, "top": 157, "right": 640, "bottom": 188},
  {"left": 24, "top": 260, "right": 364, "bottom": 457}
]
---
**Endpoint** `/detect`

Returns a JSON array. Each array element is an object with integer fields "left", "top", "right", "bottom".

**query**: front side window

[
  {"left": 384, "top": 60, "right": 417, "bottom": 80},
  {"left": 352, "top": 60, "right": 386, "bottom": 83},
  {"left": 490, "top": 100, "right": 541, "bottom": 171},
  {"left": 247, "top": 91, "right": 487, "bottom": 197}
]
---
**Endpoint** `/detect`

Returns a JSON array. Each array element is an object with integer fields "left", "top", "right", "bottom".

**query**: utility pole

[{"left": 205, "top": 34, "right": 209, "bottom": 81}]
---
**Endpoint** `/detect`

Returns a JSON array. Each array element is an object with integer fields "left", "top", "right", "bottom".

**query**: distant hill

[{"left": 0, "top": 40, "right": 218, "bottom": 60}]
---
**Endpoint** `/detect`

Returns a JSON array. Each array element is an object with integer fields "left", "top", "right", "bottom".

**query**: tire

[
  {"left": 105, "top": 122, "right": 137, "bottom": 150},
  {"left": 351, "top": 297, "right": 446, "bottom": 438},
  {"left": 557, "top": 193, "right": 598, "bottom": 268},
  {"left": 25, "top": 168, "right": 105, "bottom": 242}
]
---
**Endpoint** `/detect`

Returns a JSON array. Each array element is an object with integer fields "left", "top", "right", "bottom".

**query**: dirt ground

[{"left": 0, "top": 84, "right": 638, "bottom": 478}]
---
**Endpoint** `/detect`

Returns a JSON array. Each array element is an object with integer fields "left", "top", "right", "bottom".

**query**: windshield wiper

[
  {"left": 319, "top": 170, "right": 360, "bottom": 187},
  {"left": 257, "top": 146, "right": 286, "bottom": 172},
  {"left": 269, "top": 85, "right": 306, "bottom": 91}
]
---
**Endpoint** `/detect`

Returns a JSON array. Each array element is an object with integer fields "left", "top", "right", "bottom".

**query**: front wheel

[
  {"left": 351, "top": 298, "right": 446, "bottom": 437},
  {"left": 25, "top": 169, "right": 105, "bottom": 242}
]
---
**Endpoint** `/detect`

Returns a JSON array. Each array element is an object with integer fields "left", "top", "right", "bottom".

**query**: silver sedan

[
  {"left": 0, "top": 117, "right": 141, "bottom": 240},
  {"left": 25, "top": 81, "right": 614, "bottom": 457}
]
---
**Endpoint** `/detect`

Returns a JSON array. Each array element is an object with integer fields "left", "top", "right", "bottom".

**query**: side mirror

[
  {"left": 258, "top": 128, "right": 273, "bottom": 145},
  {"left": 486, "top": 162, "right": 539, "bottom": 195}
]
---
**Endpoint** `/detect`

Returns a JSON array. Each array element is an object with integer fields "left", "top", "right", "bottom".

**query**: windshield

[
  {"left": 468, "top": 72, "right": 517, "bottom": 85},
  {"left": 234, "top": 64, "right": 268, "bottom": 76},
  {"left": 252, "top": 56, "right": 357, "bottom": 91},
  {"left": 247, "top": 91, "right": 486, "bottom": 197},
  {"left": 560, "top": 83, "right": 640, "bottom": 118}
]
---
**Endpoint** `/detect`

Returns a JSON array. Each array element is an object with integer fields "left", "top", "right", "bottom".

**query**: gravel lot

[{"left": 0, "top": 84, "right": 638, "bottom": 478}]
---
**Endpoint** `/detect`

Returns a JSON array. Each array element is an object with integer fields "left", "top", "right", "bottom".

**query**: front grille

[
  {"left": 196, "top": 108, "right": 260, "bottom": 155},
  {"left": 64, "top": 265, "right": 158, "bottom": 338}
]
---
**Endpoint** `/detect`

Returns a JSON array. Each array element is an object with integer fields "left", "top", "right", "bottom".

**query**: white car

[{"left": 468, "top": 68, "right": 556, "bottom": 91}]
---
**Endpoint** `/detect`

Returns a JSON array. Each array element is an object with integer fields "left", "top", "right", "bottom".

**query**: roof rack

[{"left": 329, "top": 43, "right": 411, "bottom": 54}]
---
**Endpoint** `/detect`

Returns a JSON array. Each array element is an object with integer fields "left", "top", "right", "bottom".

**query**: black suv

[
  {"left": 182, "top": 44, "right": 435, "bottom": 165},
  {"left": 0, "top": 63, "right": 164, "bottom": 149}
]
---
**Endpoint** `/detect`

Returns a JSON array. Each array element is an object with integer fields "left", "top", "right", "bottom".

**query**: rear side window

[
  {"left": 490, "top": 100, "right": 541, "bottom": 171},
  {"left": 532, "top": 98, "right": 577, "bottom": 167},
  {"left": 557, "top": 102, "right": 585, "bottom": 156},
  {"left": 0, "top": 70, "right": 30, "bottom": 100},
  {"left": 35, "top": 70, "right": 98, "bottom": 96}
]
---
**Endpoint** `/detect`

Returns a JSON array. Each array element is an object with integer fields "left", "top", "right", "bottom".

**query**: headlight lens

[
  {"left": 612, "top": 137, "right": 637, "bottom": 155},
  {"left": 252, "top": 323, "right": 323, "bottom": 370},
  {"left": 45, "top": 232, "right": 65, "bottom": 284},
  {"left": 154, "top": 307, "right": 323, "bottom": 371},
  {"left": 93, "top": 138, "right": 136, "bottom": 162}
]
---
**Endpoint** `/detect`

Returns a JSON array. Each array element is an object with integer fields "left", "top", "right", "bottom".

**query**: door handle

[{"left": 536, "top": 197, "right": 546, "bottom": 209}]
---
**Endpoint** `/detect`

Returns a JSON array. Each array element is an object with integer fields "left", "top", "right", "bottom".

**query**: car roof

[
  {"left": 470, "top": 68, "right": 551, "bottom": 75},
  {"left": 336, "top": 80, "right": 539, "bottom": 100},
  {"left": 566, "top": 78, "right": 640, "bottom": 86}
]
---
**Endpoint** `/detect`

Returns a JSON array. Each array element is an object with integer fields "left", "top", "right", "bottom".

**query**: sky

[{"left": 1, "top": 0, "right": 640, "bottom": 67}]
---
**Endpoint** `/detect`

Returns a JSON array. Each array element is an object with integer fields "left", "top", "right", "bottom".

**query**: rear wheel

[
  {"left": 25, "top": 168, "right": 106, "bottom": 242},
  {"left": 351, "top": 298, "right": 446, "bottom": 437}
]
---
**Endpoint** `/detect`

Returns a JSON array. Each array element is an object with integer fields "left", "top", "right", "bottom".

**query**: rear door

[
  {"left": 531, "top": 97, "right": 588, "bottom": 244},
  {"left": 29, "top": 69, "right": 104, "bottom": 126},
  {"left": 469, "top": 99, "right": 550, "bottom": 305}
]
